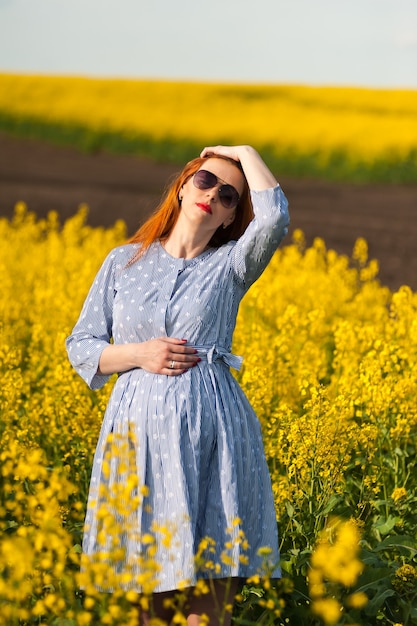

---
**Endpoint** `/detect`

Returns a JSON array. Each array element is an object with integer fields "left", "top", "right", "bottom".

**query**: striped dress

[{"left": 66, "top": 185, "right": 289, "bottom": 593}]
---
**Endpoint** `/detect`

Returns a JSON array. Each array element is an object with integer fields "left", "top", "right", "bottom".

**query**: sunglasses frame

[{"left": 192, "top": 169, "right": 240, "bottom": 209}]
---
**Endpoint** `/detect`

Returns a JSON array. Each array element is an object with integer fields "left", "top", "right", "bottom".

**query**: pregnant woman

[{"left": 66, "top": 144, "right": 289, "bottom": 625}]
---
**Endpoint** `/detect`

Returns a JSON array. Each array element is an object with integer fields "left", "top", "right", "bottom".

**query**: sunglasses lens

[
  {"left": 193, "top": 169, "right": 218, "bottom": 189},
  {"left": 193, "top": 169, "right": 239, "bottom": 209},
  {"left": 219, "top": 186, "right": 239, "bottom": 209}
]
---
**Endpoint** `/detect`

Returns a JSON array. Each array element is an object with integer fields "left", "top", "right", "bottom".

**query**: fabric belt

[{"left": 193, "top": 344, "right": 243, "bottom": 371}]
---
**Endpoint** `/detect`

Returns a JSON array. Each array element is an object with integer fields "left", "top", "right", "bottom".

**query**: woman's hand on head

[
  {"left": 200, "top": 145, "right": 253, "bottom": 162},
  {"left": 98, "top": 337, "right": 200, "bottom": 377},
  {"left": 200, "top": 145, "right": 278, "bottom": 190}
]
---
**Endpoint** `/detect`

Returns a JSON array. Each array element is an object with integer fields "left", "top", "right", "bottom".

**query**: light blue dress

[{"left": 66, "top": 185, "right": 289, "bottom": 593}]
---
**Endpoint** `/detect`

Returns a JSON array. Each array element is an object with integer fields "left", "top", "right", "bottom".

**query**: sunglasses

[{"left": 193, "top": 169, "right": 240, "bottom": 209}]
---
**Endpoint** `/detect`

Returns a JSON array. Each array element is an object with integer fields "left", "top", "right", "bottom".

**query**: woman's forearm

[
  {"left": 98, "top": 337, "right": 200, "bottom": 376},
  {"left": 98, "top": 343, "right": 142, "bottom": 375},
  {"left": 234, "top": 145, "right": 278, "bottom": 190}
]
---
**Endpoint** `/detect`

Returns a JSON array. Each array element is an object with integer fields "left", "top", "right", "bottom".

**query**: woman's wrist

[{"left": 98, "top": 343, "right": 142, "bottom": 375}]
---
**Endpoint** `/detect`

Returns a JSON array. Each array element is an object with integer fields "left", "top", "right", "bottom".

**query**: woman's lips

[{"left": 196, "top": 202, "right": 212, "bottom": 214}]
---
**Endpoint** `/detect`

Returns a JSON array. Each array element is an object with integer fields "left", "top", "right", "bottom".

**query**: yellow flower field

[
  {"left": 1, "top": 73, "right": 417, "bottom": 182},
  {"left": 1, "top": 204, "right": 416, "bottom": 625}
]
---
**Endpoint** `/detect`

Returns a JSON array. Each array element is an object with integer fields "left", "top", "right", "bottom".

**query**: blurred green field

[{"left": 1, "top": 73, "right": 417, "bottom": 183}]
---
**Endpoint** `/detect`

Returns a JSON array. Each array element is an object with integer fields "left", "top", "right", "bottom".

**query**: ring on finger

[{"left": 169, "top": 360, "right": 175, "bottom": 369}]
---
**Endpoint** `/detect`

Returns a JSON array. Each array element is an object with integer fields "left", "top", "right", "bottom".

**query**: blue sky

[{"left": 0, "top": 0, "right": 416, "bottom": 88}]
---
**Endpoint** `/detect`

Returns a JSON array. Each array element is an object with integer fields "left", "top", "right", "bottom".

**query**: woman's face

[{"left": 179, "top": 158, "right": 245, "bottom": 235}]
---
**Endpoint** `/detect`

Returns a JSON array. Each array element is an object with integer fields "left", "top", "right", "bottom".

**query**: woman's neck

[{"left": 161, "top": 228, "right": 211, "bottom": 260}]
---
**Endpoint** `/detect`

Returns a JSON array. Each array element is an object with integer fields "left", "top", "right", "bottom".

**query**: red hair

[{"left": 128, "top": 155, "right": 253, "bottom": 263}]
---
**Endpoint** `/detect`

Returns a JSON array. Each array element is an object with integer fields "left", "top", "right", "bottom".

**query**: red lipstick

[{"left": 197, "top": 202, "right": 212, "bottom": 214}]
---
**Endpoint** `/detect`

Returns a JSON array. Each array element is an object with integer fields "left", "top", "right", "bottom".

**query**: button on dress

[{"left": 66, "top": 185, "right": 289, "bottom": 593}]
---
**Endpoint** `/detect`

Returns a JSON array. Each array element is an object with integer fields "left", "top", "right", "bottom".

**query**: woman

[{"left": 66, "top": 145, "right": 289, "bottom": 625}]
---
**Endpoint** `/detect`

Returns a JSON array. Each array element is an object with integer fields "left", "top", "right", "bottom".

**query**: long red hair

[{"left": 128, "top": 155, "right": 253, "bottom": 263}]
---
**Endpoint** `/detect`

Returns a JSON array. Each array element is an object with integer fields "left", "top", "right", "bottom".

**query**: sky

[{"left": 0, "top": 0, "right": 416, "bottom": 88}]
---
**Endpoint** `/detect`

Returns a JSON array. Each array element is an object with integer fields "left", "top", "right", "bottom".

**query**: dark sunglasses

[{"left": 193, "top": 169, "right": 240, "bottom": 209}]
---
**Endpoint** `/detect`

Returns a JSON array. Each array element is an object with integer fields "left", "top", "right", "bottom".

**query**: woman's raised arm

[{"left": 200, "top": 145, "right": 278, "bottom": 190}]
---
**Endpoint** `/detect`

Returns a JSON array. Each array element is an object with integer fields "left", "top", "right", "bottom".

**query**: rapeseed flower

[
  {"left": 309, "top": 519, "right": 366, "bottom": 624},
  {"left": 1, "top": 206, "right": 416, "bottom": 624}
]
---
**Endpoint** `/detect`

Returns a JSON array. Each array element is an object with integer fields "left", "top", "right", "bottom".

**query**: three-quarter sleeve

[
  {"left": 231, "top": 185, "right": 289, "bottom": 289},
  {"left": 66, "top": 250, "right": 117, "bottom": 390}
]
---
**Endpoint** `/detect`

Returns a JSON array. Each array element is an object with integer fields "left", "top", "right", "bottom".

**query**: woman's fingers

[
  {"left": 159, "top": 337, "right": 199, "bottom": 360},
  {"left": 200, "top": 145, "right": 243, "bottom": 161},
  {"left": 164, "top": 358, "right": 199, "bottom": 376},
  {"left": 142, "top": 337, "right": 201, "bottom": 375},
  {"left": 201, "top": 145, "right": 277, "bottom": 189},
  {"left": 164, "top": 359, "right": 197, "bottom": 376}
]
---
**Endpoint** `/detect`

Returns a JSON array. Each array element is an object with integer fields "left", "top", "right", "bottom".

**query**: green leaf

[
  {"left": 373, "top": 535, "right": 417, "bottom": 556},
  {"left": 240, "top": 585, "right": 265, "bottom": 599},
  {"left": 4, "top": 520, "right": 18, "bottom": 530},
  {"left": 373, "top": 516, "right": 400, "bottom": 535},
  {"left": 285, "top": 501, "right": 295, "bottom": 518},
  {"left": 320, "top": 494, "right": 341, "bottom": 516},
  {"left": 71, "top": 543, "right": 82, "bottom": 553},
  {"left": 364, "top": 588, "right": 396, "bottom": 615},
  {"left": 356, "top": 567, "right": 392, "bottom": 593}
]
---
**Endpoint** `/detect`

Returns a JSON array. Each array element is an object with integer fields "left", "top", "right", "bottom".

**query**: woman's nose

[{"left": 206, "top": 186, "right": 219, "bottom": 202}]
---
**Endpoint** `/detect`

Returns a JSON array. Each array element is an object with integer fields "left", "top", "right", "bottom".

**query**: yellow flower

[
  {"left": 312, "top": 597, "right": 341, "bottom": 625},
  {"left": 391, "top": 487, "right": 407, "bottom": 503},
  {"left": 347, "top": 591, "right": 368, "bottom": 609},
  {"left": 1, "top": 193, "right": 417, "bottom": 624},
  {"left": 392, "top": 564, "right": 417, "bottom": 595}
]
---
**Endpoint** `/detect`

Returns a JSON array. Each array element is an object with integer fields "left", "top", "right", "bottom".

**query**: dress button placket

[{"left": 153, "top": 259, "right": 185, "bottom": 336}]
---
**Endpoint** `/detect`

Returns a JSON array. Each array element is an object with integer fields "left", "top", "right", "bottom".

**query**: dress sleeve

[
  {"left": 65, "top": 249, "right": 117, "bottom": 390},
  {"left": 231, "top": 184, "right": 290, "bottom": 289}
]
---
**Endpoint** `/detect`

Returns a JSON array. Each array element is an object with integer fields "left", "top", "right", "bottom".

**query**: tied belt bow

[
  {"left": 194, "top": 344, "right": 243, "bottom": 371},
  {"left": 193, "top": 343, "right": 243, "bottom": 426}
]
